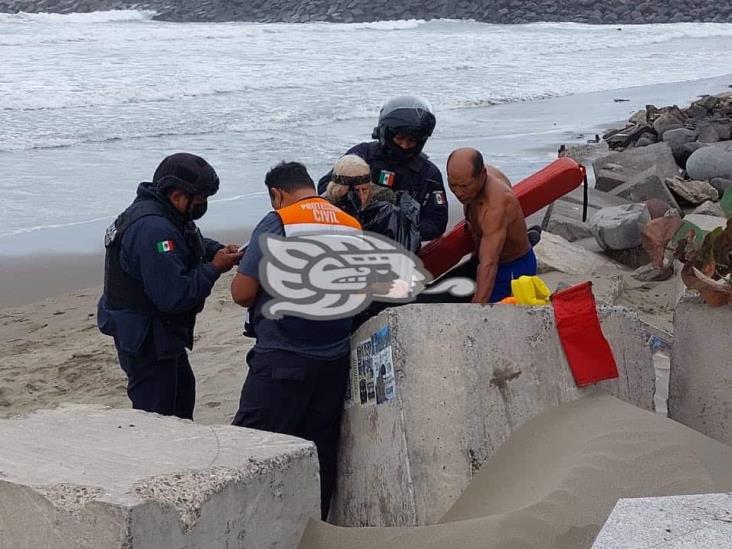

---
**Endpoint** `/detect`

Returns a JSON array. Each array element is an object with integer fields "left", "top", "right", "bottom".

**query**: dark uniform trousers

[
  {"left": 116, "top": 335, "right": 196, "bottom": 420},
  {"left": 232, "top": 348, "right": 349, "bottom": 520}
]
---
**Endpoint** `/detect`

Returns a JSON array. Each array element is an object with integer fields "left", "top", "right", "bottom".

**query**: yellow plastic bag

[{"left": 510, "top": 275, "right": 550, "bottom": 306}]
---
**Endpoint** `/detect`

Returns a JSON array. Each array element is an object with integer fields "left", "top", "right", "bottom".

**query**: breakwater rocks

[{"left": 2, "top": 0, "right": 732, "bottom": 24}]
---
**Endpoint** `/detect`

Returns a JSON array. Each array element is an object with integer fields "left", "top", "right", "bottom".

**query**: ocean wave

[
  {"left": 0, "top": 9, "right": 155, "bottom": 24},
  {"left": 1, "top": 85, "right": 252, "bottom": 113},
  {"left": 0, "top": 127, "right": 229, "bottom": 152},
  {"left": 0, "top": 66, "right": 439, "bottom": 113},
  {"left": 0, "top": 77, "right": 319, "bottom": 112},
  {"left": 516, "top": 21, "right": 732, "bottom": 48}
]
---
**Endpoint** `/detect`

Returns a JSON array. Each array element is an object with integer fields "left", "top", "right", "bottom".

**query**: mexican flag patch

[
  {"left": 156, "top": 240, "right": 175, "bottom": 253},
  {"left": 377, "top": 170, "right": 395, "bottom": 188}
]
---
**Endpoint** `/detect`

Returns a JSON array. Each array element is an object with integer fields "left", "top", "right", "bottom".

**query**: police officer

[
  {"left": 97, "top": 153, "right": 242, "bottom": 420},
  {"left": 318, "top": 95, "right": 448, "bottom": 242},
  {"left": 231, "top": 161, "right": 361, "bottom": 519}
]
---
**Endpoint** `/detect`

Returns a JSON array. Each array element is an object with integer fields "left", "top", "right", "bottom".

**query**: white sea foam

[{"left": 0, "top": 9, "right": 155, "bottom": 24}]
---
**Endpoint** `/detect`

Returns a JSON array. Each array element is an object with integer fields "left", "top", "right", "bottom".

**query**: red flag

[{"left": 550, "top": 282, "right": 619, "bottom": 387}]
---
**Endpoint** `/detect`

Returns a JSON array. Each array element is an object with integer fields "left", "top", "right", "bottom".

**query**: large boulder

[
  {"left": 686, "top": 141, "right": 732, "bottom": 181},
  {"left": 590, "top": 203, "right": 651, "bottom": 251},
  {"left": 661, "top": 127, "right": 696, "bottom": 148},
  {"left": 593, "top": 143, "right": 680, "bottom": 193},
  {"left": 652, "top": 111, "right": 685, "bottom": 139},
  {"left": 665, "top": 176, "right": 719, "bottom": 205}
]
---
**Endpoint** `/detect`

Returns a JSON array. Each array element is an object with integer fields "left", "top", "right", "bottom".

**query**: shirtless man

[{"left": 446, "top": 148, "right": 537, "bottom": 304}]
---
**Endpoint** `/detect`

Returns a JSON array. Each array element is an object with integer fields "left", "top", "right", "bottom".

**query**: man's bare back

[{"left": 465, "top": 165, "right": 530, "bottom": 263}]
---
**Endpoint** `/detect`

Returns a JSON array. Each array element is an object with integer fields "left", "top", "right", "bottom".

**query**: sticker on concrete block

[{"left": 347, "top": 325, "right": 396, "bottom": 407}]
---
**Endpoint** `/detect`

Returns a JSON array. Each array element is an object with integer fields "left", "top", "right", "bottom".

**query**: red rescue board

[{"left": 418, "top": 157, "right": 586, "bottom": 278}]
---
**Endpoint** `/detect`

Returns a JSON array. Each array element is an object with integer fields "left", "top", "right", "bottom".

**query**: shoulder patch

[
  {"left": 433, "top": 190, "right": 446, "bottom": 205},
  {"left": 156, "top": 240, "right": 175, "bottom": 253},
  {"left": 377, "top": 170, "right": 396, "bottom": 188}
]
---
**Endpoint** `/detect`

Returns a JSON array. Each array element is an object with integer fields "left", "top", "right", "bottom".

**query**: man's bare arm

[
  {"left": 472, "top": 200, "right": 508, "bottom": 304},
  {"left": 231, "top": 272, "right": 260, "bottom": 307}
]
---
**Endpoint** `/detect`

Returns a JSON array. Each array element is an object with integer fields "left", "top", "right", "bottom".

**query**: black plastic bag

[{"left": 358, "top": 192, "right": 421, "bottom": 252}]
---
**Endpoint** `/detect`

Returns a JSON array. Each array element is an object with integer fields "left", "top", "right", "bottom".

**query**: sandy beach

[
  {"left": 0, "top": 261, "right": 677, "bottom": 426},
  {"left": 0, "top": 271, "right": 250, "bottom": 424}
]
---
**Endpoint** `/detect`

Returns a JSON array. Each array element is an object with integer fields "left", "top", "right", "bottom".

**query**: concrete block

[
  {"left": 681, "top": 213, "right": 728, "bottom": 233},
  {"left": 542, "top": 199, "right": 594, "bottom": 242},
  {"left": 539, "top": 271, "right": 624, "bottom": 305},
  {"left": 609, "top": 169, "right": 681, "bottom": 212},
  {"left": 590, "top": 203, "right": 651, "bottom": 251},
  {"left": 0, "top": 405, "right": 320, "bottom": 549},
  {"left": 534, "top": 232, "right": 621, "bottom": 275},
  {"left": 669, "top": 292, "right": 732, "bottom": 446},
  {"left": 334, "top": 304, "right": 655, "bottom": 527},
  {"left": 593, "top": 142, "right": 679, "bottom": 193},
  {"left": 561, "top": 186, "right": 632, "bottom": 210},
  {"left": 592, "top": 493, "right": 732, "bottom": 548}
]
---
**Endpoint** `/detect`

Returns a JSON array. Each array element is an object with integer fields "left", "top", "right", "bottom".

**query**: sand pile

[{"left": 300, "top": 394, "right": 732, "bottom": 549}]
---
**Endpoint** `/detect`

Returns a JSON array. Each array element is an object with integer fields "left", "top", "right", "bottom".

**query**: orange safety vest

[{"left": 276, "top": 197, "right": 361, "bottom": 236}]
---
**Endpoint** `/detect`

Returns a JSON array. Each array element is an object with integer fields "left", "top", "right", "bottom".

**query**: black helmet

[
  {"left": 372, "top": 95, "right": 436, "bottom": 159},
  {"left": 152, "top": 153, "right": 220, "bottom": 197}
]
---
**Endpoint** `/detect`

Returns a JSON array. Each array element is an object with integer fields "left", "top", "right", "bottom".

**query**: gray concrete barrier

[
  {"left": 669, "top": 292, "right": 732, "bottom": 445},
  {"left": 334, "top": 303, "right": 655, "bottom": 527},
  {"left": 0, "top": 405, "right": 320, "bottom": 549},
  {"left": 592, "top": 493, "right": 732, "bottom": 548}
]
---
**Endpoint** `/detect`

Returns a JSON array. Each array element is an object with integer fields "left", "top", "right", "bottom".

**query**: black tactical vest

[
  {"left": 103, "top": 195, "right": 205, "bottom": 317},
  {"left": 365, "top": 142, "right": 433, "bottom": 207}
]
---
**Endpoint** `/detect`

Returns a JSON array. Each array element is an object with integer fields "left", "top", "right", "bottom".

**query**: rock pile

[
  {"left": 1, "top": 0, "right": 732, "bottom": 24},
  {"left": 544, "top": 91, "right": 732, "bottom": 284}
]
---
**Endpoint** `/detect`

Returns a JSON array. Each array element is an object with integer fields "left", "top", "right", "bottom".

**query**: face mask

[{"left": 187, "top": 199, "right": 208, "bottom": 220}]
